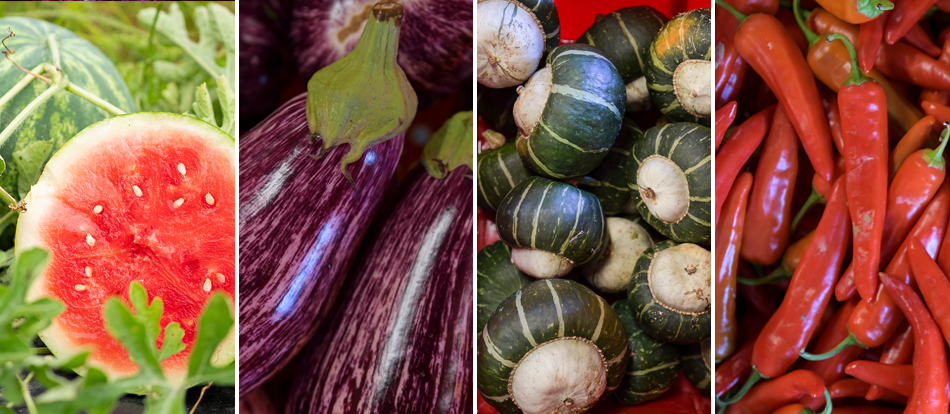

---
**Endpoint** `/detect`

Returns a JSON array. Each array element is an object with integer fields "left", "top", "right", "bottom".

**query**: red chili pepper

[
  {"left": 890, "top": 115, "right": 936, "bottom": 180},
  {"left": 922, "top": 101, "right": 950, "bottom": 130},
  {"left": 720, "top": 177, "right": 850, "bottom": 405},
  {"left": 814, "top": 0, "right": 894, "bottom": 24},
  {"left": 884, "top": 0, "right": 938, "bottom": 45},
  {"left": 815, "top": 179, "right": 950, "bottom": 357},
  {"left": 830, "top": 406, "right": 904, "bottom": 414},
  {"left": 792, "top": 155, "right": 845, "bottom": 234},
  {"left": 740, "top": 105, "right": 798, "bottom": 266},
  {"left": 865, "top": 321, "right": 913, "bottom": 400},
  {"left": 828, "top": 34, "right": 888, "bottom": 302},
  {"left": 717, "top": 336, "right": 757, "bottom": 398},
  {"left": 715, "top": 105, "right": 775, "bottom": 223},
  {"left": 846, "top": 361, "right": 914, "bottom": 397},
  {"left": 717, "top": 172, "right": 753, "bottom": 361},
  {"left": 908, "top": 239, "right": 950, "bottom": 345},
  {"left": 879, "top": 272, "right": 950, "bottom": 414},
  {"left": 858, "top": 15, "right": 886, "bottom": 73},
  {"left": 803, "top": 297, "right": 863, "bottom": 385},
  {"left": 716, "top": 102, "right": 739, "bottom": 152},
  {"left": 772, "top": 404, "right": 812, "bottom": 414},
  {"left": 719, "top": 1, "right": 835, "bottom": 183},
  {"left": 821, "top": 378, "right": 909, "bottom": 406},
  {"left": 920, "top": 41, "right": 950, "bottom": 107},
  {"left": 716, "top": 0, "right": 779, "bottom": 109},
  {"left": 901, "top": 23, "right": 941, "bottom": 57},
  {"left": 737, "top": 260, "right": 782, "bottom": 315},
  {"left": 937, "top": 211, "right": 950, "bottom": 275},
  {"left": 778, "top": 9, "right": 810, "bottom": 53},
  {"left": 817, "top": 86, "right": 846, "bottom": 154},
  {"left": 809, "top": 8, "right": 950, "bottom": 91},
  {"left": 723, "top": 370, "right": 827, "bottom": 414}
]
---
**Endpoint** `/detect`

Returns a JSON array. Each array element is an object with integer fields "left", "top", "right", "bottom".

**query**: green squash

[
  {"left": 682, "top": 339, "right": 711, "bottom": 394},
  {"left": 611, "top": 300, "right": 680, "bottom": 405},
  {"left": 645, "top": 9, "right": 711, "bottom": 126},
  {"left": 477, "top": 143, "right": 535, "bottom": 213},
  {"left": 477, "top": 242, "right": 533, "bottom": 332},
  {"left": 576, "top": 6, "right": 668, "bottom": 83},
  {"left": 582, "top": 117, "right": 641, "bottom": 216}
]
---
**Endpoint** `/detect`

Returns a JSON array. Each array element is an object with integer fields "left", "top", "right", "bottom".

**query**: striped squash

[
  {"left": 514, "top": 44, "right": 626, "bottom": 179},
  {"left": 682, "top": 339, "right": 711, "bottom": 394},
  {"left": 477, "top": 84, "right": 520, "bottom": 138},
  {"left": 477, "top": 0, "right": 546, "bottom": 89},
  {"left": 610, "top": 300, "right": 680, "bottom": 405},
  {"left": 477, "top": 279, "right": 629, "bottom": 414},
  {"left": 575, "top": 6, "right": 668, "bottom": 84},
  {"left": 627, "top": 241, "right": 710, "bottom": 344},
  {"left": 582, "top": 217, "right": 654, "bottom": 294},
  {"left": 582, "top": 117, "right": 641, "bottom": 216},
  {"left": 629, "top": 122, "right": 710, "bottom": 244},
  {"left": 495, "top": 176, "right": 606, "bottom": 266},
  {"left": 477, "top": 241, "right": 533, "bottom": 332},
  {"left": 645, "top": 9, "right": 711, "bottom": 126},
  {"left": 515, "top": 0, "right": 560, "bottom": 52},
  {"left": 477, "top": 143, "right": 534, "bottom": 213},
  {"left": 0, "top": 17, "right": 135, "bottom": 198}
]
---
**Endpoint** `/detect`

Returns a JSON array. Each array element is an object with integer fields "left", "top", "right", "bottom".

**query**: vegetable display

[{"left": 715, "top": 0, "right": 950, "bottom": 412}]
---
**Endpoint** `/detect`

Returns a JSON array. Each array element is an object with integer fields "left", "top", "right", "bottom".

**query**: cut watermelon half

[{"left": 18, "top": 113, "right": 235, "bottom": 384}]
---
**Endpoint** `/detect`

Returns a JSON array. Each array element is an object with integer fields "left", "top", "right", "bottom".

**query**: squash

[
  {"left": 582, "top": 117, "right": 641, "bottom": 215},
  {"left": 582, "top": 217, "right": 654, "bottom": 294},
  {"left": 478, "top": 84, "right": 520, "bottom": 138},
  {"left": 477, "top": 241, "right": 533, "bottom": 332},
  {"left": 611, "top": 300, "right": 681, "bottom": 405},
  {"left": 682, "top": 339, "right": 711, "bottom": 394},
  {"left": 645, "top": 9, "right": 711, "bottom": 126},
  {"left": 477, "top": 0, "right": 546, "bottom": 88},
  {"left": 477, "top": 143, "right": 534, "bottom": 213}
]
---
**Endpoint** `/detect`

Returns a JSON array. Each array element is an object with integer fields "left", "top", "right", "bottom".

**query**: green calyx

[
  {"left": 856, "top": 0, "right": 894, "bottom": 20},
  {"left": 793, "top": 0, "right": 819, "bottom": 46},
  {"left": 306, "top": 1, "right": 418, "bottom": 183},
  {"left": 925, "top": 123, "right": 950, "bottom": 169},
  {"left": 422, "top": 111, "right": 474, "bottom": 179},
  {"left": 826, "top": 34, "right": 873, "bottom": 86}
]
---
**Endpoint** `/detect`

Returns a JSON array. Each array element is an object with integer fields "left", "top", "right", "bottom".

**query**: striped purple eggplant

[
  {"left": 239, "top": 0, "right": 293, "bottom": 128},
  {"left": 239, "top": 2, "right": 418, "bottom": 395},
  {"left": 287, "top": 112, "right": 474, "bottom": 413},
  {"left": 291, "top": 0, "right": 472, "bottom": 109}
]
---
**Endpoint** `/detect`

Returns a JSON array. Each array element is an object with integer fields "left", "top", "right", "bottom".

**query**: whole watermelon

[{"left": 0, "top": 17, "right": 135, "bottom": 198}]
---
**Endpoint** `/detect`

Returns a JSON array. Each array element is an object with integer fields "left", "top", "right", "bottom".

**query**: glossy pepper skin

[
  {"left": 717, "top": 336, "right": 756, "bottom": 397},
  {"left": 920, "top": 41, "right": 950, "bottom": 107},
  {"left": 717, "top": 173, "right": 753, "bottom": 360},
  {"left": 803, "top": 297, "right": 863, "bottom": 385},
  {"left": 858, "top": 14, "right": 886, "bottom": 73},
  {"left": 723, "top": 370, "right": 826, "bottom": 414},
  {"left": 814, "top": 0, "right": 893, "bottom": 24},
  {"left": 716, "top": 102, "right": 739, "bottom": 151},
  {"left": 741, "top": 105, "right": 798, "bottom": 266},
  {"left": 846, "top": 361, "right": 914, "bottom": 397},
  {"left": 885, "top": 0, "right": 937, "bottom": 45},
  {"left": 880, "top": 272, "right": 950, "bottom": 414},
  {"left": 890, "top": 115, "right": 935, "bottom": 180},
  {"left": 828, "top": 34, "right": 888, "bottom": 302},
  {"left": 866, "top": 322, "right": 913, "bottom": 400},
  {"left": 716, "top": 0, "right": 779, "bottom": 108},
  {"left": 719, "top": 1, "right": 835, "bottom": 182},
  {"left": 908, "top": 240, "right": 950, "bottom": 345},
  {"left": 715, "top": 105, "right": 776, "bottom": 223}
]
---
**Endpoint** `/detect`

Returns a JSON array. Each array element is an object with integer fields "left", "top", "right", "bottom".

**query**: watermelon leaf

[
  {"left": 12, "top": 140, "right": 53, "bottom": 200},
  {"left": 138, "top": 4, "right": 234, "bottom": 87},
  {"left": 158, "top": 323, "right": 185, "bottom": 362},
  {"left": 103, "top": 295, "right": 166, "bottom": 381},
  {"left": 186, "top": 293, "right": 234, "bottom": 386}
]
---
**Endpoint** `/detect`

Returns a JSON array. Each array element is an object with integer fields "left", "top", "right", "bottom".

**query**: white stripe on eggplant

[
  {"left": 551, "top": 84, "right": 622, "bottom": 121},
  {"left": 240, "top": 145, "right": 298, "bottom": 225},
  {"left": 546, "top": 280, "right": 566, "bottom": 337},
  {"left": 516, "top": 290, "right": 538, "bottom": 347}
]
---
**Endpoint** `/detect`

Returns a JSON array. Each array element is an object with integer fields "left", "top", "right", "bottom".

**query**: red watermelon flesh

[{"left": 19, "top": 113, "right": 235, "bottom": 383}]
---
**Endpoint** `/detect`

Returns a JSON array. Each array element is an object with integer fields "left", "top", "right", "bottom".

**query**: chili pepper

[
  {"left": 884, "top": 0, "right": 937, "bottom": 46},
  {"left": 778, "top": 9, "right": 810, "bottom": 53},
  {"left": 740, "top": 106, "right": 798, "bottom": 266},
  {"left": 919, "top": 41, "right": 950, "bottom": 107},
  {"left": 803, "top": 297, "right": 863, "bottom": 385},
  {"left": 922, "top": 101, "right": 950, "bottom": 130},
  {"left": 822, "top": 378, "right": 909, "bottom": 406},
  {"left": 858, "top": 14, "right": 886, "bottom": 73},
  {"left": 817, "top": 85, "right": 846, "bottom": 154},
  {"left": 716, "top": 0, "right": 779, "bottom": 108},
  {"left": 717, "top": 336, "right": 756, "bottom": 398},
  {"left": 831, "top": 406, "right": 904, "bottom": 414},
  {"left": 715, "top": 105, "right": 776, "bottom": 223},
  {"left": 879, "top": 272, "right": 950, "bottom": 414},
  {"left": 772, "top": 404, "right": 813, "bottom": 414},
  {"left": 908, "top": 239, "right": 950, "bottom": 344},
  {"left": 813, "top": 178, "right": 950, "bottom": 357},
  {"left": 846, "top": 361, "right": 914, "bottom": 397},
  {"left": 738, "top": 230, "right": 814, "bottom": 285},
  {"left": 723, "top": 370, "right": 828, "bottom": 414},
  {"left": 827, "top": 33, "right": 887, "bottom": 302},
  {"left": 720, "top": 177, "right": 850, "bottom": 406},
  {"left": 813, "top": 0, "right": 893, "bottom": 24},
  {"left": 866, "top": 321, "right": 913, "bottom": 400},
  {"left": 737, "top": 260, "right": 782, "bottom": 315},
  {"left": 717, "top": 172, "right": 753, "bottom": 361},
  {"left": 792, "top": 154, "right": 845, "bottom": 234},
  {"left": 809, "top": 8, "right": 950, "bottom": 91},
  {"left": 716, "top": 102, "right": 739, "bottom": 152},
  {"left": 901, "top": 23, "right": 941, "bottom": 57},
  {"left": 719, "top": 1, "right": 835, "bottom": 183},
  {"left": 937, "top": 211, "right": 950, "bottom": 275},
  {"left": 890, "top": 115, "right": 936, "bottom": 180}
]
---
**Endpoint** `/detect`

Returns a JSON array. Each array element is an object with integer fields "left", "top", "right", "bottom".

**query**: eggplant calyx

[
  {"left": 306, "top": 1, "right": 418, "bottom": 184},
  {"left": 422, "top": 111, "right": 474, "bottom": 179}
]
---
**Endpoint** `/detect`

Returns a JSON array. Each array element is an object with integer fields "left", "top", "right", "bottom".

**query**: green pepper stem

[
  {"left": 925, "top": 123, "right": 950, "bottom": 169},
  {"left": 818, "top": 389, "right": 833, "bottom": 414},
  {"left": 791, "top": 185, "right": 825, "bottom": 233},
  {"left": 799, "top": 332, "right": 866, "bottom": 360},
  {"left": 738, "top": 265, "right": 792, "bottom": 285},
  {"left": 826, "top": 34, "right": 873, "bottom": 86},
  {"left": 715, "top": 0, "right": 749, "bottom": 24},
  {"left": 793, "top": 0, "right": 820, "bottom": 46},
  {"left": 717, "top": 369, "right": 763, "bottom": 406}
]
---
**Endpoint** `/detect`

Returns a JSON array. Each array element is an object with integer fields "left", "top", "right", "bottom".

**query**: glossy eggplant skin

[
  {"left": 287, "top": 167, "right": 473, "bottom": 414},
  {"left": 238, "top": 93, "right": 403, "bottom": 395}
]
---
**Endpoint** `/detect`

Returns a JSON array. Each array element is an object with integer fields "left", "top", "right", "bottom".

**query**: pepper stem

[
  {"left": 717, "top": 369, "right": 763, "bottom": 406},
  {"left": 826, "top": 34, "right": 874, "bottom": 86},
  {"left": 799, "top": 332, "right": 867, "bottom": 361},
  {"left": 793, "top": 0, "right": 819, "bottom": 46},
  {"left": 818, "top": 389, "right": 832, "bottom": 414},
  {"left": 738, "top": 264, "right": 791, "bottom": 285},
  {"left": 791, "top": 185, "right": 825, "bottom": 233},
  {"left": 857, "top": 0, "right": 894, "bottom": 20},
  {"left": 924, "top": 123, "right": 950, "bottom": 169},
  {"left": 715, "top": 0, "right": 749, "bottom": 24}
]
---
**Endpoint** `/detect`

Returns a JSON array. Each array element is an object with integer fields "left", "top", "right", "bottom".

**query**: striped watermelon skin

[
  {"left": 627, "top": 241, "right": 711, "bottom": 345},
  {"left": 630, "top": 122, "right": 711, "bottom": 243},
  {"left": 583, "top": 118, "right": 641, "bottom": 216},
  {"left": 477, "top": 279, "right": 629, "bottom": 414},
  {"left": 515, "top": 0, "right": 561, "bottom": 52},
  {"left": 0, "top": 17, "right": 135, "bottom": 197},
  {"left": 477, "top": 241, "right": 532, "bottom": 332},
  {"left": 477, "top": 143, "right": 534, "bottom": 213},
  {"left": 516, "top": 44, "right": 625, "bottom": 179},
  {"left": 645, "top": 9, "right": 711, "bottom": 126},
  {"left": 575, "top": 6, "right": 668, "bottom": 83},
  {"left": 495, "top": 176, "right": 606, "bottom": 265},
  {"left": 611, "top": 300, "right": 681, "bottom": 405}
]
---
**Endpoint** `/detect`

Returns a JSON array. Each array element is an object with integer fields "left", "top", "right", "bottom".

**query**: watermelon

[
  {"left": 18, "top": 113, "right": 235, "bottom": 384},
  {"left": 0, "top": 17, "right": 136, "bottom": 198}
]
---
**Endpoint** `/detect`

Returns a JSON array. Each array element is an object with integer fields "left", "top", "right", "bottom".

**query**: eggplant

[
  {"left": 239, "top": 2, "right": 417, "bottom": 395},
  {"left": 239, "top": 0, "right": 294, "bottom": 129},
  {"left": 291, "top": 0, "right": 472, "bottom": 108},
  {"left": 287, "top": 113, "right": 474, "bottom": 413}
]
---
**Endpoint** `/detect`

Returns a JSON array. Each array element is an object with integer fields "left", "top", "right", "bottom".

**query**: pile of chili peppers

[{"left": 715, "top": 0, "right": 950, "bottom": 412}]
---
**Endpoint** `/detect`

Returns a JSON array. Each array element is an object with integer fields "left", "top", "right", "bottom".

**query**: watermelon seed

[
  {"left": 203, "top": 278, "right": 211, "bottom": 292},
  {"left": 174, "top": 198, "right": 184, "bottom": 208},
  {"left": 216, "top": 273, "right": 225, "bottom": 283},
  {"left": 177, "top": 163, "right": 187, "bottom": 175},
  {"left": 205, "top": 193, "right": 215, "bottom": 205},
  {"left": 133, "top": 185, "right": 143, "bottom": 197},
  {"left": 84, "top": 266, "right": 92, "bottom": 278},
  {"left": 85, "top": 234, "right": 95, "bottom": 247},
  {"left": 93, "top": 205, "right": 103, "bottom": 214},
  {"left": 74, "top": 284, "right": 86, "bottom": 292}
]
